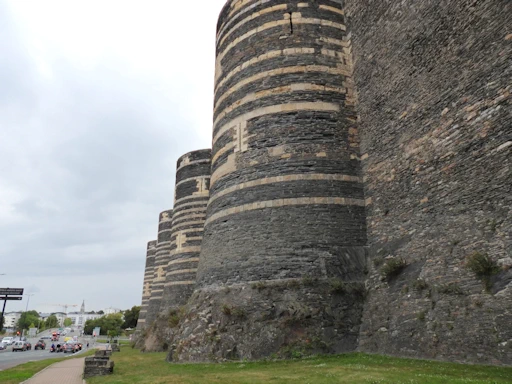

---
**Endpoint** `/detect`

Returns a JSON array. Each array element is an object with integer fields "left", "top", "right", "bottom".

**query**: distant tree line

[{"left": 84, "top": 306, "right": 140, "bottom": 336}]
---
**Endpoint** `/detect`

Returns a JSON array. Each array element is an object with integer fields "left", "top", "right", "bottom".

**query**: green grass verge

[
  {"left": 0, "top": 349, "right": 96, "bottom": 384},
  {"left": 86, "top": 348, "right": 512, "bottom": 384}
]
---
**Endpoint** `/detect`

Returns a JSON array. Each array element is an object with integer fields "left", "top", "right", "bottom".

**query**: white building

[
  {"left": 103, "top": 307, "right": 122, "bottom": 315},
  {"left": 39, "top": 312, "right": 67, "bottom": 327},
  {"left": 66, "top": 301, "right": 103, "bottom": 328},
  {"left": 67, "top": 312, "right": 102, "bottom": 327},
  {"left": 3, "top": 311, "right": 22, "bottom": 329}
]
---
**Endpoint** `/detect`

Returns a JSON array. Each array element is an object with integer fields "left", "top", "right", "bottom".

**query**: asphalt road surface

[{"left": 0, "top": 332, "right": 89, "bottom": 371}]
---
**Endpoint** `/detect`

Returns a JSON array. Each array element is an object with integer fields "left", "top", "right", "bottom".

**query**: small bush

[
  {"left": 328, "top": 279, "right": 346, "bottom": 294},
  {"left": 466, "top": 252, "right": 500, "bottom": 291},
  {"left": 413, "top": 279, "right": 429, "bottom": 291},
  {"left": 373, "top": 256, "right": 385, "bottom": 267},
  {"left": 417, "top": 310, "right": 426, "bottom": 321},
  {"left": 381, "top": 257, "right": 407, "bottom": 280},
  {"left": 251, "top": 281, "right": 267, "bottom": 291},
  {"left": 221, "top": 304, "right": 232, "bottom": 316},
  {"left": 301, "top": 275, "right": 317, "bottom": 286},
  {"left": 231, "top": 307, "right": 246, "bottom": 319},
  {"left": 438, "top": 283, "right": 464, "bottom": 295},
  {"left": 466, "top": 252, "right": 500, "bottom": 278},
  {"left": 286, "top": 279, "right": 301, "bottom": 289}
]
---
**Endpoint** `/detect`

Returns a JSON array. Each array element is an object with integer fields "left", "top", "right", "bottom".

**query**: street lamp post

[
  {"left": 22, "top": 294, "right": 35, "bottom": 338},
  {"left": 25, "top": 294, "right": 34, "bottom": 312}
]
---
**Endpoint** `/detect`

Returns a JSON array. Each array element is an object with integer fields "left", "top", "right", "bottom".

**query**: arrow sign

[
  {"left": 0, "top": 288, "right": 24, "bottom": 296},
  {"left": 0, "top": 296, "right": 23, "bottom": 300}
]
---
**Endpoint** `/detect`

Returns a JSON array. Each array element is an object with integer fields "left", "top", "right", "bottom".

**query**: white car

[
  {"left": 12, "top": 341, "right": 27, "bottom": 352},
  {"left": 1, "top": 337, "right": 13, "bottom": 345}
]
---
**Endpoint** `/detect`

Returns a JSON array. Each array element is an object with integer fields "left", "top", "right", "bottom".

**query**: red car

[{"left": 35, "top": 340, "right": 46, "bottom": 350}]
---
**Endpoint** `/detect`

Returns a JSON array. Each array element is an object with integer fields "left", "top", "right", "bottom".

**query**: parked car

[
  {"left": 35, "top": 340, "right": 46, "bottom": 350},
  {"left": 1, "top": 337, "right": 13, "bottom": 345},
  {"left": 12, "top": 341, "right": 27, "bottom": 352},
  {"left": 0, "top": 342, "right": 7, "bottom": 350},
  {"left": 23, "top": 341, "right": 32, "bottom": 350}
]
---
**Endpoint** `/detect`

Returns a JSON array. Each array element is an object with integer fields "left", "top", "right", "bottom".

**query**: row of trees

[
  {"left": 17, "top": 310, "right": 60, "bottom": 331},
  {"left": 84, "top": 306, "right": 140, "bottom": 336},
  {"left": 1, "top": 306, "right": 140, "bottom": 335}
]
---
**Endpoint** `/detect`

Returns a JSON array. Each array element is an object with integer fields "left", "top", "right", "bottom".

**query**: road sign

[
  {"left": 0, "top": 296, "right": 23, "bottom": 300},
  {"left": 0, "top": 288, "right": 24, "bottom": 296}
]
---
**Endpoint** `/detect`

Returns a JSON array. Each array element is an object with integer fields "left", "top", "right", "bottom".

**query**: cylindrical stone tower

[
  {"left": 146, "top": 209, "right": 173, "bottom": 325},
  {"left": 136, "top": 240, "right": 157, "bottom": 331},
  {"left": 160, "top": 149, "right": 212, "bottom": 311},
  {"left": 174, "top": 0, "right": 367, "bottom": 361}
]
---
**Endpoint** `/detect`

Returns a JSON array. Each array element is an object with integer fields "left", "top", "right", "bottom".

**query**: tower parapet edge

[
  {"left": 160, "top": 149, "right": 212, "bottom": 312},
  {"left": 169, "top": 0, "right": 368, "bottom": 362}
]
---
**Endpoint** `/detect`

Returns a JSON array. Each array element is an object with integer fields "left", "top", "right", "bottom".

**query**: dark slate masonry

[
  {"left": 160, "top": 149, "right": 211, "bottom": 312},
  {"left": 134, "top": 0, "right": 511, "bottom": 365},
  {"left": 170, "top": 0, "right": 368, "bottom": 362},
  {"left": 135, "top": 240, "right": 157, "bottom": 332},
  {"left": 146, "top": 209, "right": 173, "bottom": 326},
  {"left": 346, "top": 0, "right": 511, "bottom": 365}
]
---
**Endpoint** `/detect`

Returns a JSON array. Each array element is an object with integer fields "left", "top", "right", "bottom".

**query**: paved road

[{"left": 0, "top": 333, "right": 90, "bottom": 371}]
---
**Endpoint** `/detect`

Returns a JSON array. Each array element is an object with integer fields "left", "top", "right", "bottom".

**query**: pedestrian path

[{"left": 22, "top": 357, "right": 85, "bottom": 384}]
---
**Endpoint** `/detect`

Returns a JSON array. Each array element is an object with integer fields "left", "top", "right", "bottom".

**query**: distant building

[
  {"left": 39, "top": 312, "right": 67, "bottom": 327},
  {"left": 67, "top": 312, "right": 102, "bottom": 327},
  {"left": 3, "top": 311, "right": 22, "bottom": 329},
  {"left": 66, "top": 301, "right": 102, "bottom": 327},
  {"left": 104, "top": 307, "right": 122, "bottom": 315}
]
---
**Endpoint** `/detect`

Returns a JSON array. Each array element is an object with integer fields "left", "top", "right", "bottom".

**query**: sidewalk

[{"left": 22, "top": 357, "right": 85, "bottom": 384}]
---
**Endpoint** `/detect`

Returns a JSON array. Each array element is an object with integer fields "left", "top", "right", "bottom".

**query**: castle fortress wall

[
  {"left": 160, "top": 149, "right": 212, "bottom": 311},
  {"left": 167, "top": 0, "right": 368, "bottom": 361},
  {"left": 197, "top": 0, "right": 367, "bottom": 288},
  {"left": 136, "top": 240, "right": 157, "bottom": 331},
  {"left": 146, "top": 209, "right": 173, "bottom": 325},
  {"left": 347, "top": 0, "right": 512, "bottom": 364}
]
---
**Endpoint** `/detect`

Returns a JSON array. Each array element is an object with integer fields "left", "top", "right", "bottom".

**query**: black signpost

[{"left": 0, "top": 288, "right": 24, "bottom": 331}]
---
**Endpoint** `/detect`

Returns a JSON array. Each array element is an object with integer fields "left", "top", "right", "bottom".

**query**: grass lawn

[
  {"left": 0, "top": 349, "right": 96, "bottom": 384},
  {"left": 86, "top": 348, "right": 512, "bottom": 384}
]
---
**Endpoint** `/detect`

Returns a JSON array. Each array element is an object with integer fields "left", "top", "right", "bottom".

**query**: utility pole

[{"left": 25, "top": 293, "right": 34, "bottom": 312}]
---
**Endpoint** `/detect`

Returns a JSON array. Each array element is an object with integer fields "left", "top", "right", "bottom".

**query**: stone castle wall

[
  {"left": 347, "top": 0, "right": 511, "bottom": 365},
  {"left": 135, "top": 240, "right": 157, "bottom": 331},
  {"left": 146, "top": 209, "right": 173, "bottom": 325},
  {"left": 136, "top": 0, "right": 511, "bottom": 365},
  {"left": 161, "top": 149, "right": 211, "bottom": 310}
]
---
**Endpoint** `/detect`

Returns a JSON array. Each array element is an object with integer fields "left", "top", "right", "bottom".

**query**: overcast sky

[{"left": 0, "top": 0, "right": 227, "bottom": 315}]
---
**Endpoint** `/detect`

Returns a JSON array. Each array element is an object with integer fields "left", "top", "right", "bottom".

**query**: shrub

[
  {"left": 438, "top": 283, "right": 464, "bottom": 295},
  {"left": 286, "top": 279, "right": 301, "bottom": 289},
  {"left": 466, "top": 252, "right": 500, "bottom": 278},
  {"left": 328, "top": 279, "right": 346, "bottom": 294},
  {"left": 417, "top": 310, "right": 426, "bottom": 321},
  {"left": 167, "top": 308, "right": 181, "bottom": 328},
  {"left": 251, "top": 281, "right": 267, "bottom": 291},
  {"left": 466, "top": 252, "right": 500, "bottom": 291},
  {"left": 231, "top": 307, "right": 246, "bottom": 319},
  {"left": 413, "top": 279, "right": 429, "bottom": 291},
  {"left": 381, "top": 257, "right": 407, "bottom": 280},
  {"left": 221, "top": 304, "right": 232, "bottom": 316},
  {"left": 301, "top": 275, "right": 317, "bottom": 286}
]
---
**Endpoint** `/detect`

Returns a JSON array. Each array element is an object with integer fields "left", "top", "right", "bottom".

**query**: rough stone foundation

[{"left": 167, "top": 278, "right": 366, "bottom": 362}]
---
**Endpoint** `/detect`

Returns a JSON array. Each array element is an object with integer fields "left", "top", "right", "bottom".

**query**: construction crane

[{"left": 43, "top": 303, "right": 78, "bottom": 315}]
